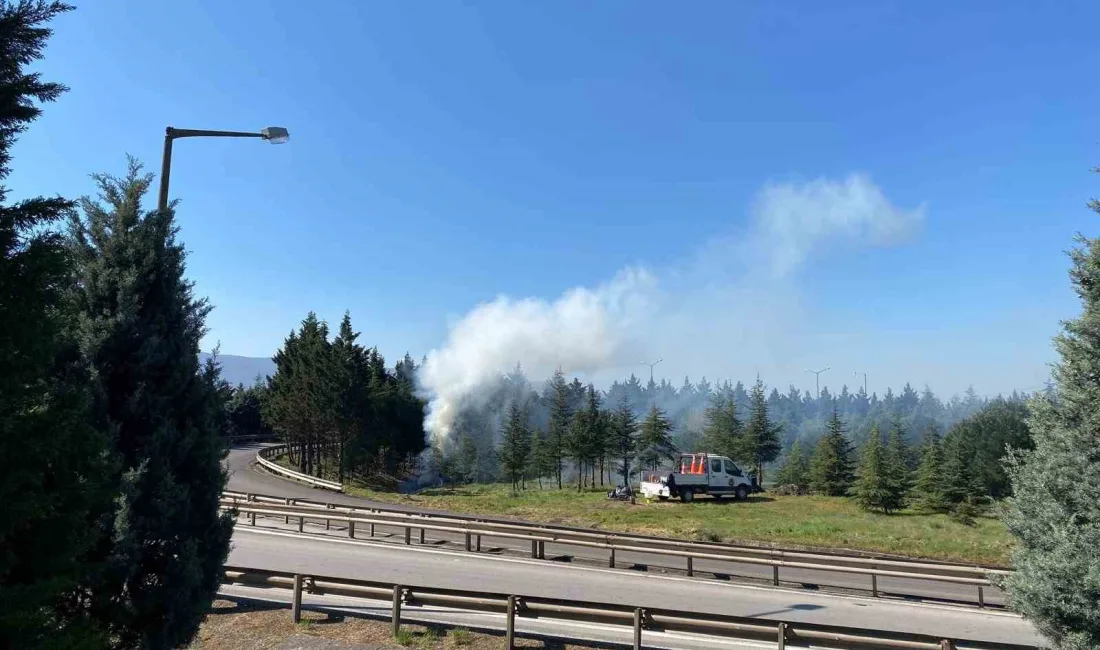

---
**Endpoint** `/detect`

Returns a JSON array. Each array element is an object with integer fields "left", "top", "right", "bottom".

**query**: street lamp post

[
  {"left": 854, "top": 371, "right": 868, "bottom": 394},
  {"left": 642, "top": 359, "right": 663, "bottom": 384},
  {"left": 157, "top": 126, "right": 289, "bottom": 213},
  {"left": 806, "top": 367, "right": 830, "bottom": 399}
]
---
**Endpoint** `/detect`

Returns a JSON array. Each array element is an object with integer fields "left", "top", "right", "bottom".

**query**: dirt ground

[{"left": 189, "top": 599, "right": 603, "bottom": 650}]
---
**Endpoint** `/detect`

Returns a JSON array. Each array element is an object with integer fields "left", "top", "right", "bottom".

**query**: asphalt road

[
  {"left": 225, "top": 444, "right": 1008, "bottom": 607},
  {"left": 227, "top": 526, "right": 1041, "bottom": 646}
]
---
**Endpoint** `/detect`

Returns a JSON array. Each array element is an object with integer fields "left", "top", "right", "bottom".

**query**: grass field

[{"left": 345, "top": 482, "right": 1014, "bottom": 566}]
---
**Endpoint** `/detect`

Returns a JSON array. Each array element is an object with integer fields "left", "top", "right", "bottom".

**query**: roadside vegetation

[{"left": 344, "top": 482, "right": 1013, "bottom": 566}]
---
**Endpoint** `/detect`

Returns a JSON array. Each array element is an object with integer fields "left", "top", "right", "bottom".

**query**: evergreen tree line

[
  {"left": 772, "top": 398, "right": 1032, "bottom": 516},
  {"left": 258, "top": 311, "right": 427, "bottom": 483},
  {"left": 427, "top": 368, "right": 786, "bottom": 491},
  {"left": 427, "top": 358, "right": 1028, "bottom": 494},
  {"left": 1, "top": 3, "right": 232, "bottom": 647}
]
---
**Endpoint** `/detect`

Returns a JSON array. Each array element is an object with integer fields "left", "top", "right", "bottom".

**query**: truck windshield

[{"left": 725, "top": 461, "right": 741, "bottom": 476}]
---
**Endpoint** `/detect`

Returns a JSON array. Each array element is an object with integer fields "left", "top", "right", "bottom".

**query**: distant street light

[
  {"left": 806, "top": 367, "right": 831, "bottom": 399},
  {"left": 157, "top": 126, "right": 289, "bottom": 213},
  {"left": 642, "top": 359, "right": 663, "bottom": 384},
  {"left": 854, "top": 371, "right": 868, "bottom": 394}
]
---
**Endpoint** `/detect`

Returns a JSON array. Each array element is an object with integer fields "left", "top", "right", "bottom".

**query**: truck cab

[{"left": 640, "top": 452, "right": 756, "bottom": 502}]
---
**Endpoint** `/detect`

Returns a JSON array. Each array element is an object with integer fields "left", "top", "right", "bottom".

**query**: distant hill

[{"left": 199, "top": 353, "right": 275, "bottom": 387}]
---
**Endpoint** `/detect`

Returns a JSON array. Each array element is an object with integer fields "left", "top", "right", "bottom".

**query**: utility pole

[
  {"left": 854, "top": 371, "right": 867, "bottom": 394},
  {"left": 642, "top": 359, "right": 663, "bottom": 384},
  {"left": 806, "top": 367, "right": 830, "bottom": 398}
]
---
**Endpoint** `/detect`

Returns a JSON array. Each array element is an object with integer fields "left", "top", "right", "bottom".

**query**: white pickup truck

[{"left": 640, "top": 452, "right": 758, "bottom": 502}]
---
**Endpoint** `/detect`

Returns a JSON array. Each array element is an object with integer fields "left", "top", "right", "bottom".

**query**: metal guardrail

[
  {"left": 253, "top": 444, "right": 343, "bottom": 492},
  {"left": 221, "top": 564, "right": 1036, "bottom": 650},
  {"left": 222, "top": 493, "right": 1007, "bottom": 607}
]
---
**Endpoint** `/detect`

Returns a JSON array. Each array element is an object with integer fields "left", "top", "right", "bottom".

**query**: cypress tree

[
  {"left": 0, "top": 3, "right": 110, "bottom": 646},
  {"left": 740, "top": 377, "right": 782, "bottom": 483},
  {"left": 68, "top": 161, "right": 233, "bottom": 649},
  {"left": 1000, "top": 230, "right": 1100, "bottom": 649},
  {"left": 809, "top": 406, "right": 854, "bottom": 496},
  {"left": 910, "top": 424, "right": 948, "bottom": 513}
]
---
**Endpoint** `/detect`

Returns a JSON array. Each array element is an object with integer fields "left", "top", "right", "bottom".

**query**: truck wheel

[
  {"left": 657, "top": 496, "right": 668, "bottom": 502},
  {"left": 680, "top": 489, "right": 694, "bottom": 503},
  {"left": 736, "top": 485, "right": 748, "bottom": 500}
]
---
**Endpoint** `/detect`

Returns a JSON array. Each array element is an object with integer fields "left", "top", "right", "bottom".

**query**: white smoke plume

[{"left": 420, "top": 174, "right": 924, "bottom": 440}]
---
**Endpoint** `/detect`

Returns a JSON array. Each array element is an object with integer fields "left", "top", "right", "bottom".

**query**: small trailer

[{"left": 640, "top": 452, "right": 759, "bottom": 502}]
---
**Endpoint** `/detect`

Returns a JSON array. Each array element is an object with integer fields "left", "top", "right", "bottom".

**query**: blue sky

[{"left": 13, "top": 1, "right": 1100, "bottom": 397}]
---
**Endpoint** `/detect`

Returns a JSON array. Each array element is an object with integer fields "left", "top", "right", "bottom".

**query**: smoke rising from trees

[{"left": 420, "top": 174, "right": 925, "bottom": 441}]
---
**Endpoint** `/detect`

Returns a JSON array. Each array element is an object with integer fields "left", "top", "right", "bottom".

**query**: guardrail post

[
  {"left": 465, "top": 532, "right": 472, "bottom": 552},
  {"left": 249, "top": 512, "right": 256, "bottom": 526},
  {"left": 773, "top": 565, "right": 780, "bottom": 586},
  {"left": 370, "top": 523, "right": 375, "bottom": 537},
  {"left": 687, "top": 556, "right": 693, "bottom": 577},
  {"left": 978, "top": 585, "right": 985, "bottom": 608},
  {"left": 476, "top": 534, "right": 482, "bottom": 552},
  {"left": 531, "top": 540, "right": 538, "bottom": 558},
  {"left": 506, "top": 595, "right": 516, "bottom": 649},
  {"left": 298, "top": 516, "right": 304, "bottom": 533},
  {"left": 871, "top": 573, "right": 878, "bottom": 597},
  {"left": 633, "top": 607, "right": 643, "bottom": 650},
  {"left": 404, "top": 527, "right": 411, "bottom": 545},
  {"left": 391, "top": 585, "right": 402, "bottom": 637},
  {"left": 609, "top": 548, "right": 616, "bottom": 568},
  {"left": 777, "top": 622, "right": 787, "bottom": 649},
  {"left": 292, "top": 574, "right": 303, "bottom": 623},
  {"left": 348, "top": 521, "right": 355, "bottom": 538},
  {"left": 284, "top": 498, "right": 290, "bottom": 524},
  {"left": 538, "top": 540, "right": 545, "bottom": 559},
  {"left": 419, "top": 528, "right": 425, "bottom": 544},
  {"left": 326, "top": 504, "right": 332, "bottom": 530}
]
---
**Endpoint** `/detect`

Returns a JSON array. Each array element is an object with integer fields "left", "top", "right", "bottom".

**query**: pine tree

[
  {"left": 702, "top": 391, "right": 741, "bottom": 459},
  {"left": 544, "top": 369, "right": 572, "bottom": 488},
  {"left": 609, "top": 397, "right": 639, "bottom": 484},
  {"left": 637, "top": 405, "right": 677, "bottom": 471},
  {"left": 854, "top": 424, "right": 906, "bottom": 513},
  {"left": 68, "top": 160, "right": 233, "bottom": 649},
  {"left": 910, "top": 424, "right": 948, "bottom": 513},
  {"left": 741, "top": 377, "right": 782, "bottom": 484},
  {"left": 809, "top": 406, "right": 854, "bottom": 496},
  {"left": 942, "top": 422, "right": 983, "bottom": 505},
  {"left": 773, "top": 439, "right": 809, "bottom": 491},
  {"left": 498, "top": 402, "right": 531, "bottom": 492},
  {"left": 1000, "top": 229, "right": 1100, "bottom": 649},
  {"left": 526, "top": 428, "right": 547, "bottom": 488},
  {"left": 854, "top": 425, "right": 889, "bottom": 512},
  {"left": 264, "top": 313, "right": 337, "bottom": 476},
  {"left": 884, "top": 424, "right": 911, "bottom": 509},
  {"left": 0, "top": 4, "right": 110, "bottom": 646},
  {"left": 457, "top": 430, "right": 479, "bottom": 483}
]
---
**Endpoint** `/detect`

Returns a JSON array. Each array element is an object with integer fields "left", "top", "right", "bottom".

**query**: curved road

[{"left": 224, "top": 444, "right": 1040, "bottom": 646}]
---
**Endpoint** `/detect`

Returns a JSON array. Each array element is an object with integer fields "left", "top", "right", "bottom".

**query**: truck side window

[
  {"left": 725, "top": 461, "right": 741, "bottom": 477},
  {"left": 710, "top": 459, "right": 722, "bottom": 474}
]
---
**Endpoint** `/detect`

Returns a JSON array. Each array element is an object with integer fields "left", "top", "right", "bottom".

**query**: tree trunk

[{"left": 599, "top": 457, "right": 605, "bottom": 486}]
